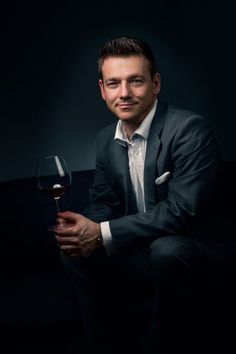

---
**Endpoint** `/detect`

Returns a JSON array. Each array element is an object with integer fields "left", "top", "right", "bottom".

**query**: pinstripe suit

[
  {"left": 63, "top": 100, "right": 221, "bottom": 354},
  {"left": 86, "top": 100, "right": 220, "bottom": 253}
]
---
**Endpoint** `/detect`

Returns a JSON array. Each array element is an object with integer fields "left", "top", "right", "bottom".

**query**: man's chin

[
  {"left": 116, "top": 114, "right": 136, "bottom": 122},
  {"left": 115, "top": 109, "right": 137, "bottom": 120}
]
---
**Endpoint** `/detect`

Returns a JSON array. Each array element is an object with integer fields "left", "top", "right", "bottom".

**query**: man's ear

[
  {"left": 99, "top": 79, "right": 106, "bottom": 100},
  {"left": 153, "top": 73, "right": 161, "bottom": 95}
]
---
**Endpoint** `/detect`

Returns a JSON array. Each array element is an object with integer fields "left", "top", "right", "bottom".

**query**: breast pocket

[{"left": 155, "top": 171, "right": 171, "bottom": 201}]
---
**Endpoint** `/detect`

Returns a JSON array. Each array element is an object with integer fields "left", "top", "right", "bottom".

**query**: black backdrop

[{"left": 1, "top": 0, "right": 235, "bottom": 181}]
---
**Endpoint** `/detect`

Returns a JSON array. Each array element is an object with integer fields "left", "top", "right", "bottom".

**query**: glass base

[{"left": 48, "top": 222, "right": 74, "bottom": 232}]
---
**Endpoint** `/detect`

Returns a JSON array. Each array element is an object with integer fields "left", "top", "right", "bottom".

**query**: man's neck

[
  {"left": 123, "top": 120, "right": 143, "bottom": 140},
  {"left": 122, "top": 99, "right": 157, "bottom": 140}
]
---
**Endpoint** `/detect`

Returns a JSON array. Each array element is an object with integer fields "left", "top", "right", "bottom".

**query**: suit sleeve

[{"left": 109, "top": 115, "right": 220, "bottom": 255}]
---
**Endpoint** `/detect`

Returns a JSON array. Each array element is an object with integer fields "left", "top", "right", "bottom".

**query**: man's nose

[{"left": 120, "top": 82, "right": 131, "bottom": 98}]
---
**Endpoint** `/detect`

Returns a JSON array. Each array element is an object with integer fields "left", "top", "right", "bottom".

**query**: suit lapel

[
  {"left": 144, "top": 101, "right": 166, "bottom": 210},
  {"left": 109, "top": 100, "right": 167, "bottom": 213},
  {"left": 111, "top": 141, "right": 137, "bottom": 214}
]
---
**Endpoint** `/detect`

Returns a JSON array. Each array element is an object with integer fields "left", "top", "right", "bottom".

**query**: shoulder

[
  {"left": 165, "top": 102, "right": 204, "bottom": 123},
  {"left": 98, "top": 121, "right": 117, "bottom": 137},
  {"left": 161, "top": 101, "right": 211, "bottom": 135},
  {"left": 155, "top": 101, "right": 218, "bottom": 156},
  {"left": 95, "top": 121, "right": 117, "bottom": 149}
]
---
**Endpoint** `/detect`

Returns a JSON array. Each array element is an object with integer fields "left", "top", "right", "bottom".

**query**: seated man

[{"left": 55, "top": 37, "right": 221, "bottom": 354}]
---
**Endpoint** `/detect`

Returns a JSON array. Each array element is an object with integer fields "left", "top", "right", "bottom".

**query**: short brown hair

[{"left": 98, "top": 37, "right": 157, "bottom": 79}]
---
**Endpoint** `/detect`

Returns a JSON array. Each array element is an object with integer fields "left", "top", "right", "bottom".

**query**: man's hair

[{"left": 98, "top": 37, "right": 157, "bottom": 79}]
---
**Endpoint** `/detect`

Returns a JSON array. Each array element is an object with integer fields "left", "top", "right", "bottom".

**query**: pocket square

[{"left": 155, "top": 171, "right": 171, "bottom": 186}]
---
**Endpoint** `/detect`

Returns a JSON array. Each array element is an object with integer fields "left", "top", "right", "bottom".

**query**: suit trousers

[{"left": 60, "top": 235, "right": 227, "bottom": 354}]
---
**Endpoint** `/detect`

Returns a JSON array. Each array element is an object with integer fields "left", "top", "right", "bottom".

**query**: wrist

[{"left": 96, "top": 224, "right": 103, "bottom": 248}]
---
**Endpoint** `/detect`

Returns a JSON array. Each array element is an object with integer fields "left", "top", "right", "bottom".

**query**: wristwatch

[{"left": 97, "top": 235, "right": 103, "bottom": 247}]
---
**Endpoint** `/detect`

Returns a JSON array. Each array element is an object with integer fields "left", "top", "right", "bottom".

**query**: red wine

[{"left": 40, "top": 184, "right": 68, "bottom": 199}]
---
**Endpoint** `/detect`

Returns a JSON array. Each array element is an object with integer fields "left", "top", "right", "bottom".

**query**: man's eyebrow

[
  {"left": 104, "top": 78, "right": 118, "bottom": 84},
  {"left": 128, "top": 75, "right": 145, "bottom": 80},
  {"left": 104, "top": 75, "right": 145, "bottom": 84}
]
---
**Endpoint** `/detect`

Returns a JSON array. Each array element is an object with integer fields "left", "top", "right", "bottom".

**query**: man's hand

[{"left": 55, "top": 211, "right": 103, "bottom": 258}]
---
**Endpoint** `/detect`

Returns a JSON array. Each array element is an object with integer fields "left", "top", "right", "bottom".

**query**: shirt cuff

[{"left": 100, "top": 221, "right": 116, "bottom": 255}]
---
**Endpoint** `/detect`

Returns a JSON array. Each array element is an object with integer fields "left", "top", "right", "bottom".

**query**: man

[{"left": 55, "top": 37, "right": 220, "bottom": 354}]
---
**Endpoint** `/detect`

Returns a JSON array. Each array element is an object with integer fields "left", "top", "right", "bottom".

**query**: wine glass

[{"left": 37, "top": 155, "right": 73, "bottom": 231}]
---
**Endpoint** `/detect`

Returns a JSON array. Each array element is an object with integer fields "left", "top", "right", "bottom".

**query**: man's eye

[
  {"left": 107, "top": 82, "right": 118, "bottom": 88},
  {"left": 130, "top": 79, "right": 143, "bottom": 85}
]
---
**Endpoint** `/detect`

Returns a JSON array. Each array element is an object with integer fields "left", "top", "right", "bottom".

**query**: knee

[{"left": 151, "top": 235, "right": 180, "bottom": 260}]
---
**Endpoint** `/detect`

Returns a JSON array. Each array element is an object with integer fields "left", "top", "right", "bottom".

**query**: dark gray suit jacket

[{"left": 85, "top": 101, "right": 220, "bottom": 255}]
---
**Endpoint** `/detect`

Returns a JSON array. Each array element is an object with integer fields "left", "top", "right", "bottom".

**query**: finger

[
  {"left": 54, "top": 226, "right": 76, "bottom": 236},
  {"left": 55, "top": 236, "right": 80, "bottom": 246},
  {"left": 63, "top": 248, "right": 82, "bottom": 258},
  {"left": 61, "top": 245, "right": 82, "bottom": 259},
  {"left": 60, "top": 245, "right": 79, "bottom": 253},
  {"left": 58, "top": 211, "right": 83, "bottom": 223}
]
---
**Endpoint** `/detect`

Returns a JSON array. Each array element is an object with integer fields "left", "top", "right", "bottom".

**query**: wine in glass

[{"left": 37, "top": 155, "right": 73, "bottom": 231}]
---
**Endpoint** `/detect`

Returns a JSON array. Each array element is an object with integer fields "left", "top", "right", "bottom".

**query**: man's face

[{"left": 99, "top": 55, "right": 161, "bottom": 126}]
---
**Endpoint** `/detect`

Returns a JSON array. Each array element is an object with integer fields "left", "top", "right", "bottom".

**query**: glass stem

[
  {"left": 55, "top": 198, "right": 60, "bottom": 213},
  {"left": 55, "top": 199, "right": 62, "bottom": 225}
]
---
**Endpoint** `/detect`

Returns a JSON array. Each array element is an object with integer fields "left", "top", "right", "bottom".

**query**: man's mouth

[
  {"left": 119, "top": 104, "right": 133, "bottom": 107},
  {"left": 117, "top": 102, "right": 136, "bottom": 108}
]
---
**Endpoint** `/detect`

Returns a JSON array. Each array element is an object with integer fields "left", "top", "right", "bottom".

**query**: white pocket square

[{"left": 155, "top": 171, "right": 171, "bottom": 186}]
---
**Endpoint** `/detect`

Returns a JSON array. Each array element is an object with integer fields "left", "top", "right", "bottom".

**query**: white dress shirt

[{"left": 100, "top": 100, "right": 157, "bottom": 254}]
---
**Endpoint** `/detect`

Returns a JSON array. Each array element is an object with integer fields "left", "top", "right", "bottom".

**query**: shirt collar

[{"left": 114, "top": 99, "right": 158, "bottom": 146}]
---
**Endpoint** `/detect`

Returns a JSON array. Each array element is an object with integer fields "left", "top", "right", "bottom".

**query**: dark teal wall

[{"left": 1, "top": 0, "right": 235, "bottom": 181}]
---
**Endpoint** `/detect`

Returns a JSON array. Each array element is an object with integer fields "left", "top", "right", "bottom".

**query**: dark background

[{"left": 1, "top": 0, "right": 235, "bottom": 182}]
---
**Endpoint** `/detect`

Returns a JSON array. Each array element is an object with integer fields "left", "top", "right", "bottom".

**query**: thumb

[{"left": 58, "top": 211, "right": 81, "bottom": 222}]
